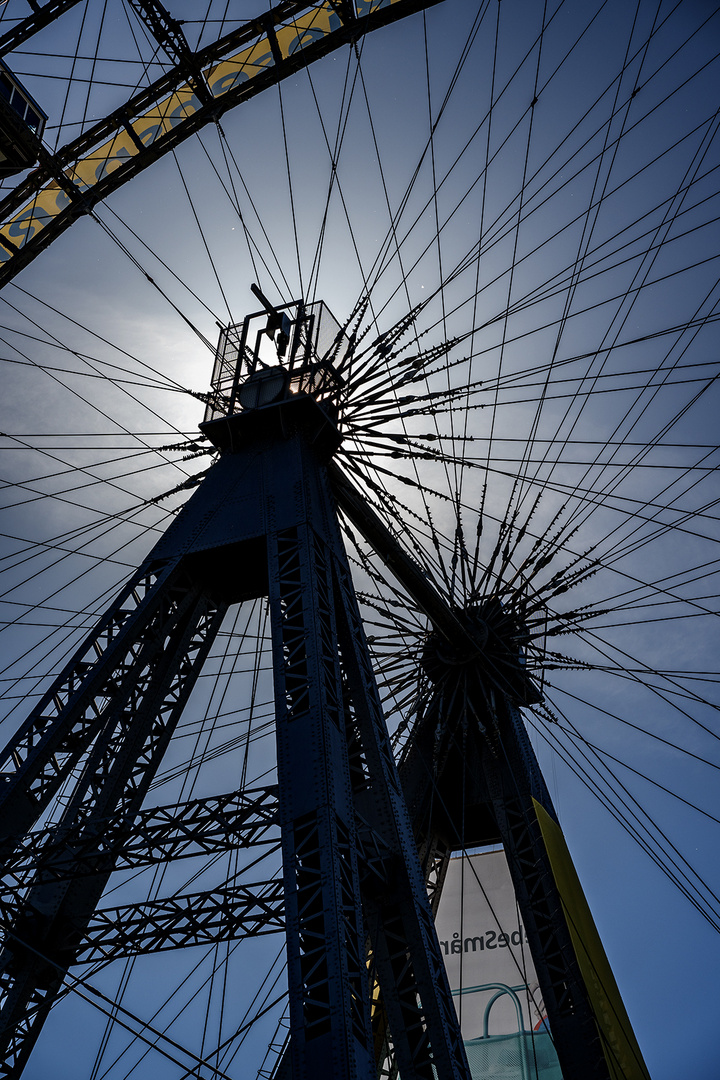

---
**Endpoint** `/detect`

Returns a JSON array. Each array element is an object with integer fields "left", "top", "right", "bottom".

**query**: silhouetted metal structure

[
  {"left": 0, "top": 61, "right": 45, "bottom": 176},
  {"left": 0, "top": 292, "right": 648, "bottom": 1080},
  {"left": 0, "top": 0, "right": 441, "bottom": 284}
]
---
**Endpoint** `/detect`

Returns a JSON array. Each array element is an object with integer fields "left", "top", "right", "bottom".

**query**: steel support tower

[{"left": 0, "top": 293, "right": 646, "bottom": 1079}]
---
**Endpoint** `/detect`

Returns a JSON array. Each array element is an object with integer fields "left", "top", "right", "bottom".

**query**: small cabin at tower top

[
  {"left": 203, "top": 292, "right": 347, "bottom": 424},
  {"left": 0, "top": 60, "right": 46, "bottom": 176}
]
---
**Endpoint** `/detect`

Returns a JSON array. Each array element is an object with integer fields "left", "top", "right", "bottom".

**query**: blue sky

[{"left": 0, "top": 1, "right": 719, "bottom": 1077}]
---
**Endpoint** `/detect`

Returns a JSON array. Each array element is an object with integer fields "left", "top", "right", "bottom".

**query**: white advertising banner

[{"left": 435, "top": 849, "right": 562, "bottom": 1079}]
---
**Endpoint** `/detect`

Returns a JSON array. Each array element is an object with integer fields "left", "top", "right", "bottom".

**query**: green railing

[{"left": 453, "top": 983, "right": 563, "bottom": 1080}]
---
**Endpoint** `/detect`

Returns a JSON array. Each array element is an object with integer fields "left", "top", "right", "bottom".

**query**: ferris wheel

[{"left": 0, "top": 2, "right": 718, "bottom": 1078}]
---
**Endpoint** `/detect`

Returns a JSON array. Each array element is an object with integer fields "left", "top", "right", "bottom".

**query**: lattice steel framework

[
  {"left": 0, "top": 0, "right": 442, "bottom": 287},
  {"left": 0, "top": 295, "right": 648, "bottom": 1080}
]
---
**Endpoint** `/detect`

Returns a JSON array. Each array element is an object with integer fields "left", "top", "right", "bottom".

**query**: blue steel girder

[
  {"left": 333, "top": 549, "right": 469, "bottom": 1080},
  {"left": 481, "top": 702, "right": 611, "bottom": 1080},
  {"left": 267, "top": 515, "right": 376, "bottom": 1076},
  {"left": 0, "top": 367, "right": 641, "bottom": 1080},
  {"left": 1, "top": 786, "right": 279, "bottom": 892},
  {"left": 0, "top": 559, "right": 198, "bottom": 851},
  {"left": 0, "top": 0, "right": 441, "bottom": 288},
  {"left": 0, "top": 797, "right": 401, "bottom": 969},
  {"left": 262, "top": 424, "right": 472, "bottom": 1080},
  {"left": 0, "top": 2, "right": 83, "bottom": 56},
  {"left": 328, "top": 461, "right": 632, "bottom": 1080},
  {"left": 0, "top": 585, "right": 226, "bottom": 1078},
  {"left": 72, "top": 877, "right": 285, "bottom": 963}
]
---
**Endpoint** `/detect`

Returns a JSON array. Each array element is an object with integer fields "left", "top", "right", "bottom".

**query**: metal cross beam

[
  {"left": 73, "top": 878, "right": 285, "bottom": 963},
  {"left": 126, "top": 0, "right": 214, "bottom": 104},
  {"left": 0, "top": 0, "right": 82, "bottom": 56},
  {"left": 1, "top": 786, "right": 279, "bottom": 897}
]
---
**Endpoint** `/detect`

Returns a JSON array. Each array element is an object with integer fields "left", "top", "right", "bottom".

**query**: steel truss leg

[
  {"left": 269, "top": 521, "right": 375, "bottom": 1080},
  {"left": 266, "top": 452, "right": 471, "bottom": 1079},
  {"left": 482, "top": 700, "right": 611, "bottom": 1080},
  {"left": 0, "top": 562, "right": 226, "bottom": 1076},
  {"left": 332, "top": 557, "right": 469, "bottom": 1080},
  {"left": 399, "top": 676, "right": 616, "bottom": 1080},
  {"left": 0, "top": 420, "right": 472, "bottom": 1079},
  {"left": 0, "top": 558, "right": 189, "bottom": 850}
]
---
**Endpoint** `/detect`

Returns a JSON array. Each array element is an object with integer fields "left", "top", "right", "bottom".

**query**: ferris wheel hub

[{"left": 420, "top": 598, "right": 540, "bottom": 705}]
